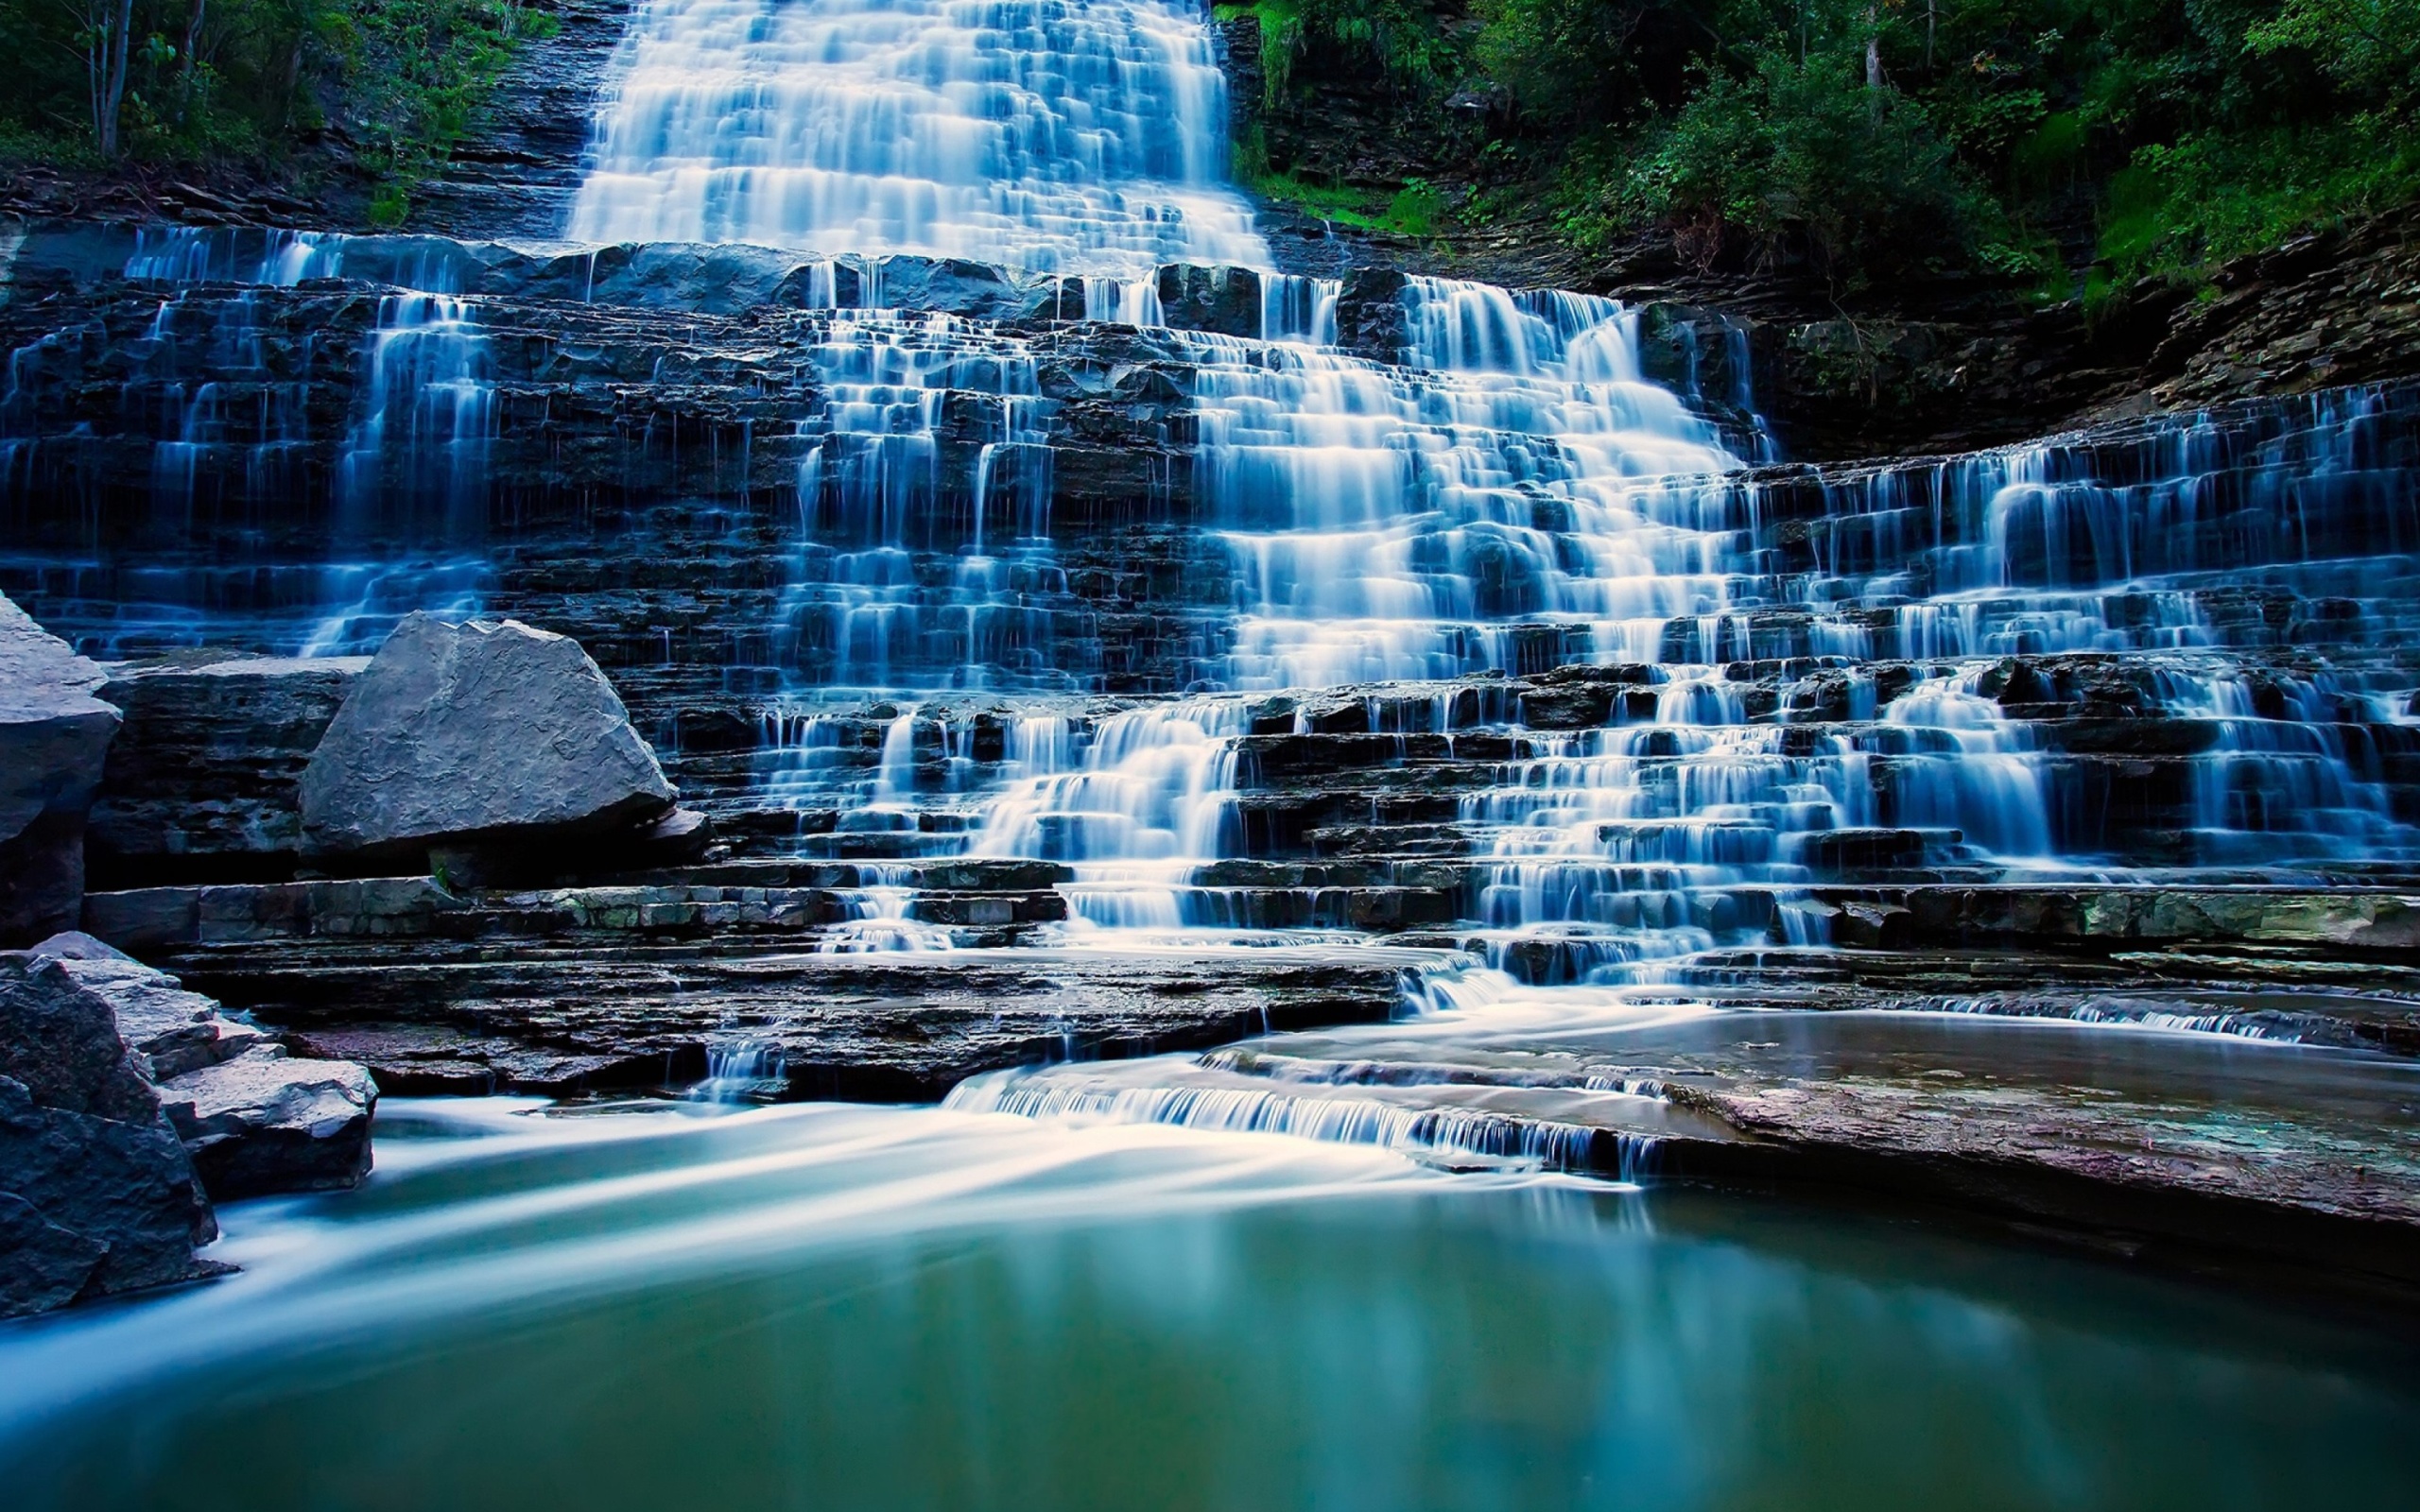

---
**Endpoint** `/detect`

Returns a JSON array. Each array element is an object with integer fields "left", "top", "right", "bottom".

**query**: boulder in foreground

[
  {"left": 0, "top": 950, "right": 216, "bottom": 1318},
  {"left": 298, "top": 614, "right": 675, "bottom": 868},
  {"left": 0, "top": 593, "right": 121, "bottom": 946},
  {"left": 29, "top": 934, "right": 376, "bottom": 1201}
]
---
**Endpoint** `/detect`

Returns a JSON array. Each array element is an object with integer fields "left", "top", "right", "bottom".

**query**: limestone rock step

[
  {"left": 150, "top": 943, "right": 1453, "bottom": 1101},
  {"left": 82, "top": 872, "right": 1075, "bottom": 953},
  {"left": 972, "top": 988, "right": 2420, "bottom": 1302}
]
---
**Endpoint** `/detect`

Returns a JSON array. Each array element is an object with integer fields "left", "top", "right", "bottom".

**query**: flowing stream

[{"left": 0, "top": 1100, "right": 2415, "bottom": 1511}]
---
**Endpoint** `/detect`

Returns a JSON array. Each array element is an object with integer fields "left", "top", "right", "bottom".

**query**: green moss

[{"left": 1248, "top": 168, "right": 1450, "bottom": 236}]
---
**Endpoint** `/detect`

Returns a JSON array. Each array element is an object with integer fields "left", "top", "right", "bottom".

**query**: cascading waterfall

[
  {"left": 538, "top": 0, "right": 2420, "bottom": 978},
  {"left": 1184, "top": 285, "right": 1745, "bottom": 691},
  {"left": 774, "top": 306, "right": 1067, "bottom": 690},
  {"left": 3, "top": 0, "right": 2413, "bottom": 1072},
  {"left": 0, "top": 225, "right": 495, "bottom": 656},
  {"left": 566, "top": 0, "right": 1269, "bottom": 275},
  {"left": 972, "top": 698, "right": 1250, "bottom": 929}
]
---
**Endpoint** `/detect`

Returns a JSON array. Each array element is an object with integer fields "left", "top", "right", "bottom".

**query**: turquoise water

[{"left": 2, "top": 1099, "right": 2414, "bottom": 1511}]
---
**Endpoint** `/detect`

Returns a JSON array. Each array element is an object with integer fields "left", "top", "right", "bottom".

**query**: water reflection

[{"left": 1, "top": 1099, "right": 2413, "bottom": 1510}]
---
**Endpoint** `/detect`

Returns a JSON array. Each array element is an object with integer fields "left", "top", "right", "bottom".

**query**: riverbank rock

[
  {"left": 0, "top": 593, "right": 121, "bottom": 946},
  {"left": 299, "top": 614, "right": 677, "bottom": 872},
  {"left": 153, "top": 1049, "right": 376, "bottom": 1199},
  {"left": 22, "top": 934, "right": 377, "bottom": 1200},
  {"left": 0, "top": 952, "right": 217, "bottom": 1317}
]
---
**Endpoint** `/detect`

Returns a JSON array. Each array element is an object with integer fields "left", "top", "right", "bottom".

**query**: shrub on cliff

[
  {"left": 1592, "top": 48, "right": 2006, "bottom": 284},
  {"left": 1249, "top": 0, "right": 2420, "bottom": 297}
]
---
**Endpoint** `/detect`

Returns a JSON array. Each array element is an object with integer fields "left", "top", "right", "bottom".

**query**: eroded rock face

[
  {"left": 299, "top": 614, "right": 675, "bottom": 866},
  {"left": 155, "top": 1049, "right": 376, "bottom": 1199},
  {"left": 0, "top": 593, "right": 121, "bottom": 945},
  {"left": 0, "top": 954, "right": 216, "bottom": 1317},
  {"left": 19, "top": 933, "right": 376, "bottom": 1204},
  {"left": 90, "top": 654, "right": 368, "bottom": 887}
]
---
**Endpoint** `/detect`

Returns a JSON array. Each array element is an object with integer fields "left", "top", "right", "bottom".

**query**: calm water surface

[{"left": 2, "top": 1097, "right": 2414, "bottom": 1512}]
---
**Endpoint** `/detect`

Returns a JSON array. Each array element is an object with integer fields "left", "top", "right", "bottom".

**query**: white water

[{"left": 567, "top": 0, "right": 1270, "bottom": 275}]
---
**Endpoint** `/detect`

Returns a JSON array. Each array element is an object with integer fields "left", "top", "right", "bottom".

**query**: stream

[{"left": 4, "top": 1096, "right": 2416, "bottom": 1511}]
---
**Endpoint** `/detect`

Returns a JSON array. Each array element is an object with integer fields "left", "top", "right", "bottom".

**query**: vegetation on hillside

[
  {"left": 1228, "top": 0, "right": 2420, "bottom": 299},
  {"left": 0, "top": 0, "right": 554, "bottom": 222}
]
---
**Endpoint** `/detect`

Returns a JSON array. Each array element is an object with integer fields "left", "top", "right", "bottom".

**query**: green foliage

[
  {"left": 0, "top": 0, "right": 554, "bottom": 220},
  {"left": 2103, "top": 116, "right": 2420, "bottom": 286},
  {"left": 1387, "top": 177, "right": 1447, "bottom": 234},
  {"left": 1249, "top": 0, "right": 2420, "bottom": 294},
  {"left": 2244, "top": 0, "right": 2420, "bottom": 98},
  {"left": 1604, "top": 49, "right": 1998, "bottom": 283},
  {"left": 1220, "top": 0, "right": 1306, "bottom": 107},
  {"left": 1251, "top": 0, "right": 1478, "bottom": 101},
  {"left": 1247, "top": 166, "right": 1451, "bottom": 235}
]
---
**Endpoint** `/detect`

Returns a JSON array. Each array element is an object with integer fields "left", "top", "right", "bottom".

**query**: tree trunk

[
  {"left": 97, "top": 0, "right": 133, "bottom": 154},
  {"left": 181, "top": 0, "right": 207, "bottom": 117}
]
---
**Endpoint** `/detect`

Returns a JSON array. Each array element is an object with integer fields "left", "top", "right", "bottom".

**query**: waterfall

[
  {"left": 973, "top": 699, "right": 1250, "bottom": 929},
  {"left": 566, "top": 0, "right": 1270, "bottom": 275},
  {"left": 1179, "top": 290, "right": 1745, "bottom": 691},
  {"left": 7, "top": 0, "right": 2417, "bottom": 994}
]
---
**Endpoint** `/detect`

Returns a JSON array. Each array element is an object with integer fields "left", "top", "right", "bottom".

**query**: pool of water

[{"left": 3, "top": 1097, "right": 2415, "bottom": 1511}]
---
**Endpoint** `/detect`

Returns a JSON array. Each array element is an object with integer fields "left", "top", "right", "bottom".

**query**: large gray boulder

[
  {"left": 0, "top": 593, "right": 121, "bottom": 945},
  {"left": 0, "top": 954, "right": 218, "bottom": 1317},
  {"left": 25, "top": 934, "right": 376, "bottom": 1200},
  {"left": 298, "top": 614, "right": 675, "bottom": 866}
]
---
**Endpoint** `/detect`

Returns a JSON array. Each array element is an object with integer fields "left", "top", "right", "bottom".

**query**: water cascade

[
  {"left": 567, "top": 0, "right": 1270, "bottom": 274},
  {"left": 11, "top": 2, "right": 2420, "bottom": 1480},
  {"left": 2, "top": 0, "right": 2417, "bottom": 1036}
]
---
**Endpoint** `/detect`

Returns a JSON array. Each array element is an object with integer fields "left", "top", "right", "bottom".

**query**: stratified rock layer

[
  {"left": 90, "top": 654, "right": 367, "bottom": 887},
  {"left": 147, "top": 940, "right": 1447, "bottom": 1100}
]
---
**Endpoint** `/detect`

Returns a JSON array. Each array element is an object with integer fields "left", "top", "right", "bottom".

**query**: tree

[{"left": 66, "top": 0, "right": 136, "bottom": 153}]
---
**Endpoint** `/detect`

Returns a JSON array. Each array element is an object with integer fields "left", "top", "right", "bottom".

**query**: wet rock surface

[
  {"left": 988, "top": 998, "right": 2420, "bottom": 1299},
  {"left": 154, "top": 1048, "right": 376, "bottom": 1199},
  {"left": 22, "top": 934, "right": 377, "bottom": 1201},
  {"left": 0, "top": 593, "right": 121, "bottom": 945},
  {"left": 0, "top": 951, "right": 217, "bottom": 1316},
  {"left": 153, "top": 942, "right": 1447, "bottom": 1100}
]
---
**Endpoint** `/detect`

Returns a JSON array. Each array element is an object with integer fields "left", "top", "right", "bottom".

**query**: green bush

[
  {"left": 1240, "top": 0, "right": 2420, "bottom": 295},
  {"left": 1604, "top": 49, "right": 2003, "bottom": 284},
  {"left": 2103, "top": 117, "right": 2420, "bottom": 285}
]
